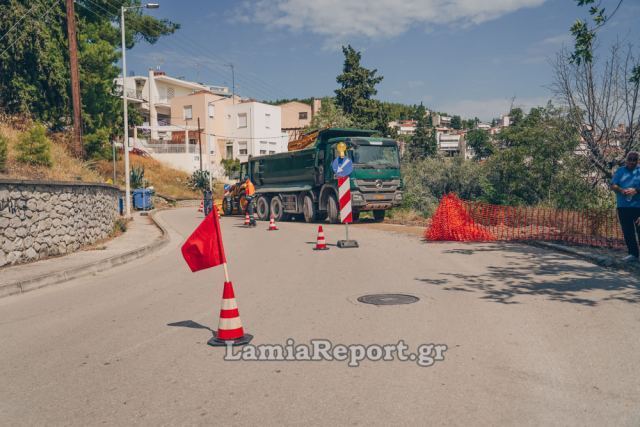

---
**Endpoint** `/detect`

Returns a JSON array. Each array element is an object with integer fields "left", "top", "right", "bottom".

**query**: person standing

[
  {"left": 611, "top": 151, "right": 640, "bottom": 261},
  {"left": 244, "top": 175, "right": 257, "bottom": 227}
]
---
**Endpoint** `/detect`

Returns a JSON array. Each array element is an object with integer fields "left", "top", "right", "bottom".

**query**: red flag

[{"left": 181, "top": 206, "right": 227, "bottom": 272}]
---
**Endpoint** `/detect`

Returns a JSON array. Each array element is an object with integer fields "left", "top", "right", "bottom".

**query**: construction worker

[{"left": 244, "top": 175, "right": 257, "bottom": 227}]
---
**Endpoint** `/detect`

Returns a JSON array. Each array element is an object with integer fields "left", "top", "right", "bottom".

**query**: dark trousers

[
  {"left": 246, "top": 197, "right": 256, "bottom": 225},
  {"left": 617, "top": 208, "right": 640, "bottom": 257}
]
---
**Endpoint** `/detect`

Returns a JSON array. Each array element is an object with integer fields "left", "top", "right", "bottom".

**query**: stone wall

[{"left": 0, "top": 180, "right": 121, "bottom": 268}]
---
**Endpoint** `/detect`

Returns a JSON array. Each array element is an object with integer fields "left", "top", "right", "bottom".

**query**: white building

[
  {"left": 223, "top": 101, "right": 288, "bottom": 163},
  {"left": 437, "top": 132, "right": 463, "bottom": 156}
]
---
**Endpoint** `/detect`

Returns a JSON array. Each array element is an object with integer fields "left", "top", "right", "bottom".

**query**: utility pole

[
  {"left": 228, "top": 63, "right": 235, "bottom": 104},
  {"left": 65, "top": 0, "right": 83, "bottom": 157},
  {"left": 197, "top": 117, "right": 203, "bottom": 171}
]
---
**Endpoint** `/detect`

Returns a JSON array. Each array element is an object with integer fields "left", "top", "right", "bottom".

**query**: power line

[
  {"left": 0, "top": 0, "right": 61, "bottom": 57},
  {"left": 0, "top": 0, "right": 50, "bottom": 43},
  {"left": 100, "top": 0, "right": 288, "bottom": 101}
]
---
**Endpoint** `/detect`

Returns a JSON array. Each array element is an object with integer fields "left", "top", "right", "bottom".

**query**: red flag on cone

[{"left": 181, "top": 206, "right": 226, "bottom": 272}]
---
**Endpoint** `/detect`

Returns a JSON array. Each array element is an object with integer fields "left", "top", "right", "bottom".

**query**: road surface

[{"left": 1, "top": 208, "right": 639, "bottom": 425}]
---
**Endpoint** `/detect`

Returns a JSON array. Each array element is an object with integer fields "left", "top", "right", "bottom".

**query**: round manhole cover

[{"left": 357, "top": 293, "right": 419, "bottom": 306}]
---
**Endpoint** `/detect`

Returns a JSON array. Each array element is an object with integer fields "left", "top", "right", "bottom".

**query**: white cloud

[
  {"left": 237, "top": 0, "right": 547, "bottom": 47},
  {"left": 437, "top": 96, "right": 553, "bottom": 121}
]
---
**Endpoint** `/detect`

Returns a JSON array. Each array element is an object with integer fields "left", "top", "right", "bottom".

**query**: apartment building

[
  {"left": 223, "top": 101, "right": 288, "bottom": 163},
  {"left": 280, "top": 99, "right": 321, "bottom": 142}
]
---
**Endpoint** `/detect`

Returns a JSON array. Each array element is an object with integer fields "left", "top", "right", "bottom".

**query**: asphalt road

[{"left": 1, "top": 207, "right": 639, "bottom": 426}]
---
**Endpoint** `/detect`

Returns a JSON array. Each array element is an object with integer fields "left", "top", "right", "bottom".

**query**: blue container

[
  {"left": 118, "top": 197, "right": 124, "bottom": 215},
  {"left": 132, "top": 188, "right": 153, "bottom": 210}
]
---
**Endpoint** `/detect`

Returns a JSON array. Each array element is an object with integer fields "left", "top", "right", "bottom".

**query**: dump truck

[{"left": 227, "top": 128, "right": 402, "bottom": 223}]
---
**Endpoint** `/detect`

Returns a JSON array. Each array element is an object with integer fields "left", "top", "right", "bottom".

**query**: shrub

[
  {"left": 0, "top": 132, "right": 7, "bottom": 172},
  {"left": 16, "top": 124, "right": 52, "bottom": 167},
  {"left": 187, "top": 169, "right": 212, "bottom": 193},
  {"left": 130, "top": 165, "right": 148, "bottom": 189}
]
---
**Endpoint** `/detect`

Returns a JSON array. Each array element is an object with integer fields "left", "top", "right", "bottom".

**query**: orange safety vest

[{"left": 245, "top": 180, "right": 255, "bottom": 196}]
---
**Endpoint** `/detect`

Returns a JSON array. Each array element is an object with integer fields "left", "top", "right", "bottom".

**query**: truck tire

[
  {"left": 302, "top": 195, "right": 316, "bottom": 223},
  {"left": 327, "top": 194, "right": 340, "bottom": 224},
  {"left": 222, "top": 198, "right": 232, "bottom": 216},
  {"left": 373, "top": 210, "right": 385, "bottom": 222},
  {"left": 256, "top": 196, "right": 270, "bottom": 221},
  {"left": 270, "top": 196, "right": 286, "bottom": 222}
]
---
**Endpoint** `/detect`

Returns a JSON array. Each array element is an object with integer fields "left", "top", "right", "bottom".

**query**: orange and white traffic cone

[
  {"left": 198, "top": 200, "right": 204, "bottom": 213},
  {"left": 268, "top": 215, "right": 278, "bottom": 231},
  {"left": 207, "top": 281, "right": 253, "bottom": 346},
  {"left": 244, "top": 213, "right": 250, "bottom": 226},
  {"left": 313, "top": 225, "right": 329, "bottom": 250}
]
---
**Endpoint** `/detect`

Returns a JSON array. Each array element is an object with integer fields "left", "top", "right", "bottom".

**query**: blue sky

[{"left": 126, "top": 0, "right": 640, "bottom": 121}]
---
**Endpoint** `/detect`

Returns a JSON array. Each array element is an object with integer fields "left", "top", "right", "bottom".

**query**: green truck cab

[{"left": 241, "top": 128, "right": 402, "bottom": 223}]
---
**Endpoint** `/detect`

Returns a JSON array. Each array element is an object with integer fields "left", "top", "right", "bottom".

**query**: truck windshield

[{"left": 351, "top": 145, "right": 399, "bottom": 169}]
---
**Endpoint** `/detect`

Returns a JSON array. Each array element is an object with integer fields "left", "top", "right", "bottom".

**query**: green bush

[
  {"left": 187, "top": 169, "right": 212, "bottom": 193},
  {"left": 84, "top": 128, "right": 112, "bottom": 159},
  {"left": 16, "top": 124, "right": 52, "bottom": 167},
  {"left": 0, "top": 132, "right": 7, "bottom": 172}
]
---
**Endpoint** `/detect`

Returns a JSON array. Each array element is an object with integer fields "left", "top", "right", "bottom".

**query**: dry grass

[
  {"left": 386, "top": 208, "right": 430, "bottom": 226},
  {"left": 1, "top": 119, "right": 202, "bottom": 200},
  {"left": 94, "top": 155, "right": 201, "bottom": 200},
  {"left": 0, "top": 123, "right": 103, "bottom": 182}
]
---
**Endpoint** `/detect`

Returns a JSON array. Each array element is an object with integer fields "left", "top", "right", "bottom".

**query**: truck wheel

[
  {"left": 373, "top": 210, "right": 385, "bottom": 222},
  {"left": 270, "top": 196, "right": 286, "bottom": 222},
  {"left": 302, "top": 195, "right": 316, "bottom": 223},
  {"left": 256, "top": 196, "right": 270, "bottom": 221},
  {"left": 327, "top": 194, "right": 340, "bottom": 224},
  {"left": 222, "top": 198, "right": 232, "bottom": 216}
]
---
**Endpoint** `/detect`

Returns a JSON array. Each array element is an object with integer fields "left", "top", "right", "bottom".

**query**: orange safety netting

[
  {"left": 424, "top": 193, "right": 626, "bottom": 249},
  {"left": 426, "top": 193, "right": 495, "bottom": 241}
]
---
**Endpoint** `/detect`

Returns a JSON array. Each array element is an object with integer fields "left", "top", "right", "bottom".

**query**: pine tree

[
  {"left": 407, "top": 112, "right": 437, "bottom": 160},
  {"left": 335, "top": 45, "right": 384, "bottom": 128},
  {"left": 17, "top": 124, "right": 52, "bottom": 167}
]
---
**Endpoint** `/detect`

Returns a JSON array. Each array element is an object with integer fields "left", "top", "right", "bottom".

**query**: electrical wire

[
  {"left": 0, "top": 0, "right": 61, "bottom": 57},
  {"left": 0, "top": 0, "right": 50, "bottom": 43}
]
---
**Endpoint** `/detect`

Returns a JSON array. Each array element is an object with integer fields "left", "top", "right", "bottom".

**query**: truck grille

[{"left": 357, "top": 179, "right": 400, "bottom": 193}]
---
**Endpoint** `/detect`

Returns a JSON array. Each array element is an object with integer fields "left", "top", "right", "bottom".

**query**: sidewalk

[{"left": 0, "top": 211, "right": 167, "bottom": 298}]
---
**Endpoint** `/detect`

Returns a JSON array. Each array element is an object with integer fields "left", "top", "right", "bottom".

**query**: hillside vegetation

[{"left": 0, "top": 120, "right": 200, "bottom": 200}]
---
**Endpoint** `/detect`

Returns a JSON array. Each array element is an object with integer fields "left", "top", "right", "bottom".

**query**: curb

[
  {"left": 527, "top": 241, "right": 640, "bottom": 273},
  {"left": 0, "top": 210, "right": 170, "bottom": 298}
]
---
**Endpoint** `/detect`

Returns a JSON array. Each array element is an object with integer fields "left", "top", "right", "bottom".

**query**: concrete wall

[{"left": 0, "top": 180, "right": 120, "bottom": 268}]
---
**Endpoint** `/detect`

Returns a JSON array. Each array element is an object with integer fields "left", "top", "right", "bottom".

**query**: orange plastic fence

[{"left": 425, "top": 193, "right": 625, "bottom": 249}]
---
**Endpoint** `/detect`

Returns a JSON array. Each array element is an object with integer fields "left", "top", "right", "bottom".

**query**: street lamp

[{"left": 121, "top": 3, "right": 159, "bottom": 218}]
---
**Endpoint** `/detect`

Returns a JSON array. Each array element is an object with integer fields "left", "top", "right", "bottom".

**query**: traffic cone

[
  {"left": 207, "top": 281, "right": 253, "bottom": 347},
  {"left": 244, "top": 213, "right": 250, "bottom": 226},
  {"left": 268, "top": 215, "right": 278, "bottom": 231},
  {"left": 313, "top": 225, "right": 329, "bottom": 250},
  {"left": 198, "top": 200, "right": 204, "bottom": 213}
]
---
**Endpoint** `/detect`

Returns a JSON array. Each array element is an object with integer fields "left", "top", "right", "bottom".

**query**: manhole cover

[{"left": 357, "top": 293, "right": 419, "bottom": 306}]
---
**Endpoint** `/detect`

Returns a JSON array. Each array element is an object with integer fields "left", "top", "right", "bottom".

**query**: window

[
  {"left": 238, "top": 141, "right": 248, "bottom": 155},
  {"left": 299, "top": 112, "right": 308, "bottom": 120},
  {"left": 260, "top": 150, "right": 267, "bottom": 155},
  {"left": 265, "top": 113, "right": 271, "bottom": 129},
  {"left": 237, "top": 113, "right": 247, "bottom": 128},
  {"left": 226, "top": 143, "right": 233, "bottom": 159},
  {"left": 184, "top": 105, "right": 192, "bottom": 120},
  {"left": 208, "top": 103, "right": 215, "bottom": 118},
  {"left": 269, "top": 150, "right": 276, "bottom": 155}
]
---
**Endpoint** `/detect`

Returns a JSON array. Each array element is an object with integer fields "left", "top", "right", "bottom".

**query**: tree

[
  {"left": 406, "top": 114, "right": 437, "bottom": 161},
  {"left": 0, "top": 1, "right": 179, "bottom": 158},
  {"left": 551, "top": 0, "right": 639, "bottom": 183},
  {"left": 17, "top": 124, "right": 52, "bottom": 167},
  {"left": 220, "top": 158, "right": 240, "bottom": 178},
  {"left": 335, "top": 45, "right": 384, "bottom": 128},
  {"left": 304, "top": 97, "right": 352, "bottom": 131},
  {"left": 451, "top": 115, "right": 462, "bottom": 130},
  {"left": 466, "top": 129, "right": 493, "bottom": 160}
]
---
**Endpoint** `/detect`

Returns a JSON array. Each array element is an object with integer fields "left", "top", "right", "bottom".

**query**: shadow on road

[
  {"left": 415, "top": 243, "right": 640, "bottom": 306},
  {"left": 167, "top": 320, "right": 215, "bottom": 337}
]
